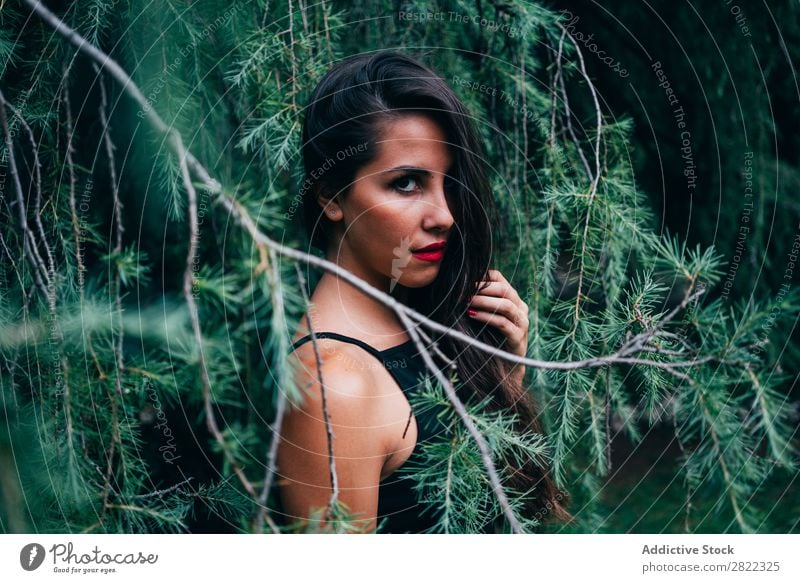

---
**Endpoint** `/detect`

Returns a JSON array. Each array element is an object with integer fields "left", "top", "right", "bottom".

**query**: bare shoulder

[
  {"left": 277, "top": 339, "right": 392, "bottom": 531},
  {"left": 284, "top": 339, "right": 389, "bottom": 456},
  {"left": 287, "top": 337, "right": 387, "bottom": 406}
]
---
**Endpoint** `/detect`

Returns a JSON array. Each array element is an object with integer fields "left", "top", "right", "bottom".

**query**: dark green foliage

[{"left": 0, "top": 0, "right": 797, "bottom": 534}]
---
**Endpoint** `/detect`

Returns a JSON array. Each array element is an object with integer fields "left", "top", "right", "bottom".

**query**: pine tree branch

[
  {"left": 394, "top": 308, "right": 524, "bottom": 533},
  {"left": 1, "top": 86, "right": 78, "bottom": 458},
  {"left": 672, "top": 407, "right": 695, "bottom": 533},
  {"left": 104, "top": 503, "right": 185, "bottom": 526},
  {"left": 697, "top": 391, "right": 749, "bottom": 532},
  {"left": 554, "top": 21, "right": 603, "bottom": 324},
  {"left": 94, "top": 65, "right": 126, "bottom": 524},
  {"left": 2, "top": 96, "right": 54, "bottom": 284},
  {"left": 24, "top": 0, "right": 713, "bottom": 379},
  {"left": 745, "top": 363, "right": 796, "bottom": 467},
  {"left": 0, "top": 89, "right": 51, "bottom": 300}
]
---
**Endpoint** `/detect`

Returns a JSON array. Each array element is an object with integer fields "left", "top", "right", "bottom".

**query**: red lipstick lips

[{"left": 411, "top": 241, "right": 446, "bottom": 262}]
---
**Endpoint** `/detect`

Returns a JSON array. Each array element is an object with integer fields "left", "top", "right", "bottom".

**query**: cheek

[
  {"left": 376, "top": 201, "right": 410, "bottom": 224},
  {"left": 356, "top": 200, "right": 413, "bottom": 238},
  {"left": 374, "top": 205, "right": 417, "bottom": 250},
  {"left": 344, "top": 183, "right": 417, "bottom": 254}
]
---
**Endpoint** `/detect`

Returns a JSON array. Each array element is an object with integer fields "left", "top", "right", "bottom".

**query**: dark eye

[{"left": 391, "top": 176, "right": 420, "bottom": 194}]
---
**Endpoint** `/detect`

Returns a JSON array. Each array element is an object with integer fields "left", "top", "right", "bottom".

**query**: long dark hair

[{"left": 298, "top": 50, "right": 573, "bottom": 528}]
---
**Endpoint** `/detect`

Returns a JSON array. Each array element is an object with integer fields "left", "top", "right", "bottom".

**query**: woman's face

[{"left": 322, "top": 114, "right": 456, "bottom": 293}]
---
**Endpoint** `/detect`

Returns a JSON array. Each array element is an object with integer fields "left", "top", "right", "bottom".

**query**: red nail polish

[{"left": 467, "top": 309, "right": 477, "bottom": 317}]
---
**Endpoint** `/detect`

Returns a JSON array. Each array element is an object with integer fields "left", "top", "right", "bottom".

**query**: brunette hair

[{"left": 298, "top": 50, "right": 573, "bottom": 528}]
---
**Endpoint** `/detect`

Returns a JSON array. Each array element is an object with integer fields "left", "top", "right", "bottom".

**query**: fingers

[
  {"left": 487, "top": 269, "right": 512, "bottom": 287},
  {"left": 467, "top": 306, "right": 528, "bottom": 349},
  {"left": 473, "top": 270, "right": 525, "bottom": 309},
  {"left": 467, "top": 294, "right": 519, "bottom": 320},
  {"left": 471, "top": 280, "right": 522, "bottom": 303},
  {"left": 467, "top": 294, "right": 528, "bottom": 331},
  {"left": 466, "top": 309, "right": 522, "bottom": 335},
  {"left": 467, "top": 269, "right": 529, "bottom": 356}
]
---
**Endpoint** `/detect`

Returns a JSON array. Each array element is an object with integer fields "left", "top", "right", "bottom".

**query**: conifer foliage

[{"left": 0, "top": 1, "right": 797, "bottom": 534}]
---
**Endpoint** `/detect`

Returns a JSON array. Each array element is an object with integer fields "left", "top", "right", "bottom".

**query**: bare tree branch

[
  {"left": 293, "top": 263, "right": 340, "bottom": 522},
  {"left": 252, "top": 248, "right": 290, "bottom": 535}
]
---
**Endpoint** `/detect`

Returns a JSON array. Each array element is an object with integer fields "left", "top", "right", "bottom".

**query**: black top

[{"left": 283, "top": 331, "right": 451, "bottom": 533}]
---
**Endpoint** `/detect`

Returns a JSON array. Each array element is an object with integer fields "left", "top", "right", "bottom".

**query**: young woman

[{"left": 275, "top": 50, "right": 572, "bottom": 533}]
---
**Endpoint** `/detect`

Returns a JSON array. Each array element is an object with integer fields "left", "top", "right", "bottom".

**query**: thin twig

[
  {"left": 549, "top": 28, "right": 566, "bottom": 150},
  {"left": 555, "top": 22, "right": 603, "bottom": 323},
  {"left": 558, "top": 68, "right": 593, "bottom": 181},
  {"left": 0, "top": 90, "right": 50, "bottom": 300},
  {"left": 252, "top": 248, "right": 290, "bottom": 535},
  {"left": 62, "top": 65, "right": 86, "bottom": 300},
  {"left": 3, "top": 98, "right": 54, "bottom": 283},
  {"left": 173, "top": 128, "right": 258, "bottom": 501},
  {"left": 287, "top": 0, "right": 298, "bottom": 112},
  {"left": 94, "top": 63, "right": 127, "bottom": 519},
  {"left": 129, "top": 477, "right": 195, "bottom": 500},
  {"left": 293, "top": 263, "right": 339, "bottom": 522},
  {"left": 320, "top": 0, "right": 333, "bottom": 61},
  {"left": 414, "top": 325, "right": 458, "bottom": 375},
  {"left": 95, "top": 65, "right": 125, "bottom": 392}
]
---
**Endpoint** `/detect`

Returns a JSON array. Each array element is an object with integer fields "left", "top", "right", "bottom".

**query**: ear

[{"left": 316, "top": 186, "right": 344, "bottom": 222}]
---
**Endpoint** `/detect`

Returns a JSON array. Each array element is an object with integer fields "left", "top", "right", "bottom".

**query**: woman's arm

[{"left": 277, "top": 346, "right": 388, "bottom": 533}]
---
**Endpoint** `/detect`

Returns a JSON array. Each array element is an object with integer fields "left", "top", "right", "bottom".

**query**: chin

[{"left": 396, "top": 271, "right": 440, "bottom": 289}]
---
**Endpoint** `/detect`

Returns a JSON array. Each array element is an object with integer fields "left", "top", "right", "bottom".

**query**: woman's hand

[{"left": 466, "top": 269, "right": 529, "bottom": 386}]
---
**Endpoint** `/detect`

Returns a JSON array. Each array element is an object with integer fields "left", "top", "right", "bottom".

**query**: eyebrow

[
  {"left": 382, "top": 165, "right": 458, "bottom": 177},
  {"left": 381, "top": 165, "right": 434, "bottom": 176}
]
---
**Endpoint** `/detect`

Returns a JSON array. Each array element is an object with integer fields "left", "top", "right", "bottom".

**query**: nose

[{"left": 423, "top": 177, "right": 455, "bottom": 233}]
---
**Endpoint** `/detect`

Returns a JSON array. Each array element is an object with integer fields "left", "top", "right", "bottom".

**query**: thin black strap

[{"left": 289, "top": 331, "right": 385, "bottom": 361}]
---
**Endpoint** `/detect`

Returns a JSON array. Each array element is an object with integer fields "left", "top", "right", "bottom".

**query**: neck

[
  {"left": 303, "top": 234, "right": 417, "bottom": 341},
  {"left": 315, "top": 270, "right": 407, "bottom": 321}
]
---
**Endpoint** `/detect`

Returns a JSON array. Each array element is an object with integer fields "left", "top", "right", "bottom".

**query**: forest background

[{"left": 0, "top": 0, "right": 798, "bottom": 534}]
